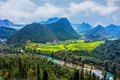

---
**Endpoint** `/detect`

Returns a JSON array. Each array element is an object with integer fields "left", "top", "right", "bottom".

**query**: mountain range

[
  {"left": 0, "top": 17, "right": 120, "bottom": 43},
  {"left": 83, "top": 24, "right": 120, "bottom": 41},
  {"left": 7, "top": 18, "right": 79, "bottom": 44},
  {"left": 0, "top": 19, "right": 24, "bottom": 40},
  {"left": 0, "top": 19, "right": 15, "bottom": 27}
]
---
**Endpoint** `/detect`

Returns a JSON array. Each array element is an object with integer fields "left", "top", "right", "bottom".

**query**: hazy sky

[{"left": 0, "top": 0, "right": 120, "bottom": 26}]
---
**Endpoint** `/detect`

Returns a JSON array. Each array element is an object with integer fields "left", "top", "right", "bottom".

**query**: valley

[
  {"left": 26, "top": 40, "right": 104, "bottom": 52},
  {"left": 0, "top": 17, "right": 120, "bottom": 80},
  {"left": 0, "top": 0, "right": 120, "bottom": 79}
]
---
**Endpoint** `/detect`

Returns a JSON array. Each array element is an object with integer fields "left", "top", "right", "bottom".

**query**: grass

[
  {"left": 26, "top": 40, "right": 104, "bottom": 52},
  {"left": 66, "top": 40, "right": 104, "bottom": 51},
  {"left": 36, "top": 44, "right": 65, "bottom": 52}
]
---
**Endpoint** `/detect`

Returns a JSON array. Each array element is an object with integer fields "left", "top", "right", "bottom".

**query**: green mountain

[
  {"left": 48, "top": 18, "right": 79, "bottom": 40},
  {"left": 7, "top": 18, "right": 79, "bottom": 44}
]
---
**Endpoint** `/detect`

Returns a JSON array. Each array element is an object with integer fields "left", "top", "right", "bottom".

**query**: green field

[{"left": 25, "top": 40, "right": 104, "bottom": 52}]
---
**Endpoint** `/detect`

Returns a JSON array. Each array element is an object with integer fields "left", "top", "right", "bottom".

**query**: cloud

[
  {"left": 0, "top": 1, "right": 4, "bottom": 5},
  {"left": 0, "top": 0, "right": 119, "bottom": 24},
  {"left": 68, "top": 0, "right": 119, "bottom": 16},
  {"left": 34, "top": 3, "right": 64, "bottom": 17},
  {"left": 0, "top": 0, "right": 64, "bottom": 23}
]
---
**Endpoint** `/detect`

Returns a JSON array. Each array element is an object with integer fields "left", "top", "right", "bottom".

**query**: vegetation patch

[{"left": 26, "top": 40, "right": 104, "bottom": 52}]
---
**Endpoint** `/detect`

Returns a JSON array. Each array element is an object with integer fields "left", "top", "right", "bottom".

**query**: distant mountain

[
  {"left": 7, "top": 18, "right": 79, "bottom": 44},
  {"left": 0, "top": 19, "right": 15, "bottom": 27},
  {"left": 84, "top": 25, "right": 109, "bottom": 41},
  {"left": 105, "top": 24, "right": 120, "bottom": 38},
  {"left": 41, "top": 17, "right": 59, "bottom": 24},
  {"left": 0, "top": 19, "right": 25, "bottom": 30},
  {"left": 82, "top": 24, "right": 120, "bottom": 41},
  {"left": 0, "top": 27, "right": 17, "bottom": 39},
  {"left": 72, "top": 22, "right": 92, "bottom": 33}
]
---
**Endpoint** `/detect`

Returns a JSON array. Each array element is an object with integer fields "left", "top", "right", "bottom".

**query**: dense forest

[
  {"left": 93, "top": 39, "right": 120, "bottom": 73},
  {"left": 0, "top": 53, "right": 105, "bottom": 80}
]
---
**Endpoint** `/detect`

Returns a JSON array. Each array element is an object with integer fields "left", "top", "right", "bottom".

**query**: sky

[{"left": 0, "top": 0, "right": 120, "bottom": 26}]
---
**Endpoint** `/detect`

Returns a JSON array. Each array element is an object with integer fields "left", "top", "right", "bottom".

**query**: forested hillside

[{"left": 0, "top": 53, "right": 103, "bottom": 80}]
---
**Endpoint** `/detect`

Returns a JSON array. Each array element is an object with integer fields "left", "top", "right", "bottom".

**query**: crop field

[{"left": 25, "top": 40, "right": 104, "bottom": 52}]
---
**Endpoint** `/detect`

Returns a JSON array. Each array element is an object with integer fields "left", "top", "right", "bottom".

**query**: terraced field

[{"left": 25, "top": 40, "right": 104, "bottom": 52}]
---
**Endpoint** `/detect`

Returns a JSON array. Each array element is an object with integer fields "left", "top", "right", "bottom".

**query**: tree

[
  {"left": 74, "top": 70, "right": 79, "bottom": 80},
  {"left": 19, "top": 58, "right": 23, "bottom": 79},
  {"left": 88, "top": 70, "right": 92, "bottom": 80},
  {"left": 92, "top": 73, "right": 97, "bottom": 80},
  {"left": 42, "top": 69, "right": 48, "bottom": 80},
  {"left": 80, "top": 68, "right": 84, "bottom": 80},
  {"left": 37, "top": 63, "right": 41, "bottom": 80},
  {"left": 103, "top": 72, "right": 107, "bottom": 80}
]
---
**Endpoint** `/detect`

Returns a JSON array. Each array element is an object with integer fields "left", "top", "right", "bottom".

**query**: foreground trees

[
  {"left": 0, "top": 53, "right": 103, "bottom": 80},
  {"left": 0, "top": 54, "right": 68, "bottom": 80}
]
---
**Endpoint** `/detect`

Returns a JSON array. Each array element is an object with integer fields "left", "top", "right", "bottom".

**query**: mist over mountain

[
  {"left": 72, "top": 22, "right": 92, "bottom": 33},
  {"left": 41, "top": 17, "right": 59, "bottom": 24}
]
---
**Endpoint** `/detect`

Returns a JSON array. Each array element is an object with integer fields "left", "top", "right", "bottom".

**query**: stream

[{"left": 38, "top": 54, "right": 114, "bottom": 79}]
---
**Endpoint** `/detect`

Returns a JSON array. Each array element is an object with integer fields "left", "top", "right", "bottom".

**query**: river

[{"left": 38, "top": 54, "right": 114, "bottom": 79}]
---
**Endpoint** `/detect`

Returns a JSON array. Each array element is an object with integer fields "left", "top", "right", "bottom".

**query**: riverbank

[{"left": 37, "top": 54, "right": 114, "bottom": 79}]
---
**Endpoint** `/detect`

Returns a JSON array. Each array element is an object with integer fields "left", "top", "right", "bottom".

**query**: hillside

[
  {"left": 93, "top": 39, "right": 120, "bottom": 58},
  {"left": 7, "top": 23, "right": 57, "bottom": 44},
  {"left": 105, "top": 24, "right": 120, "bottom": 38},
  {"left": 92, "top": 39, "right": 120, "bottom": 72},
  {"left": 0, "top": 27, "right": 17, "bottom": 39},
  {"left": 48, "top": 18, "right": 79, "bottom": 40},
  {"left": 84, "top": 25, "right": 109, "bottom": 41},
  {"left": 7, "top": 18, "right": 79, "bottom": 44}
]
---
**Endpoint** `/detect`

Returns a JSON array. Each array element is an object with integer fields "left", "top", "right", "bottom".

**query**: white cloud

[
  {"left": 34, "top": 3, "right": 64, "bottom": 17},
  {"left": 68, "top": 0, "right": 119, "bottom": 16},
  {"left": 112, "top": 14, "right": 120, "bottom": 23},
  {"left": 0, "top": 0, "right": 119, "bottom": 23},
  {"left": 0, "top": 0, "right": 64, "bottom": 23}
]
